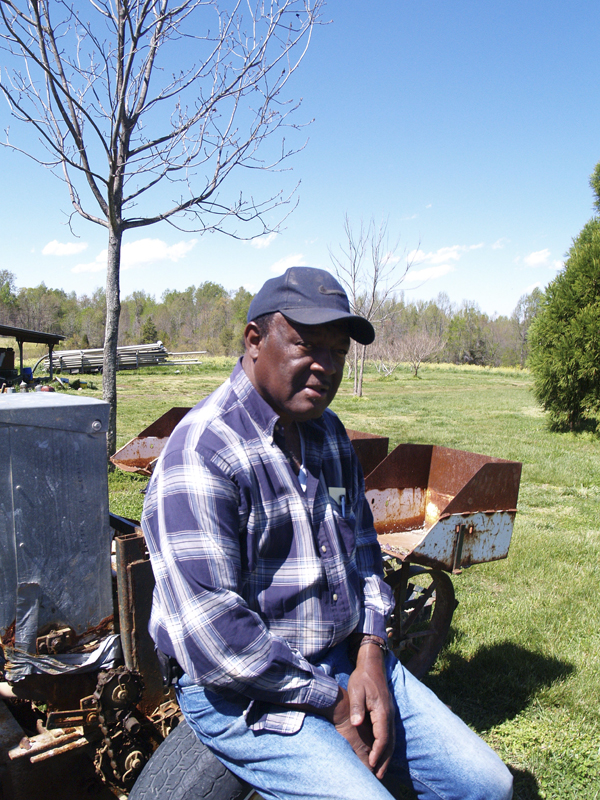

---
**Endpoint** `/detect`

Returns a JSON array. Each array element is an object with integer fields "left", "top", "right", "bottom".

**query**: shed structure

[{"left": 0, "top": 324, "right": 65, "bottom": 383}]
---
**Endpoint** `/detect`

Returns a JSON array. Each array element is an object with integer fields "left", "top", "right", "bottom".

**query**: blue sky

[{"left": 2, "top": 0, "right": 600, "bottom": 317}]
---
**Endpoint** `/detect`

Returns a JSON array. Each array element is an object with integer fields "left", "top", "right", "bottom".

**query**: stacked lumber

[{"left": 41, "top": 342, "right": 170, "bottom": 373}]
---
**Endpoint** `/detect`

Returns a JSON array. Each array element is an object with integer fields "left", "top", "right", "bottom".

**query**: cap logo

[{"left": 318, "top": 285, "right": 346, "bottom": 297}]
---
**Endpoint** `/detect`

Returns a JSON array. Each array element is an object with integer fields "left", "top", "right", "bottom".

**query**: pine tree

[
  {"left": 141, "top": 317, "right": 159, "bottom": 345},
  {"left": 528, "top": 185, "right": 600, "bottom": 431}
]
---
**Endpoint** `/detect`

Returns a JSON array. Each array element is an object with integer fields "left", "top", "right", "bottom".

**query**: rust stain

[
  {"left": 112, "top": 457, "right": 155, "bottom": 475},
  {"left": 2, "top": 620, "right": 16, "bottom": 646},
  {"left": 374, "top": 514, "right": 424, "bottom": 535},
  {"left": 67, "top": 615, "right": 114, "bottom": 652}
]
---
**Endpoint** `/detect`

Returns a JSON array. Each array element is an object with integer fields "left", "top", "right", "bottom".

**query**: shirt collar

[{"left": 230, "top": 357, "right": 280, "bottom": 437}]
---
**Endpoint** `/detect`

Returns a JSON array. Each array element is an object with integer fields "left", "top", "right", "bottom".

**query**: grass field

[{"left": 68, "top": 359, "right": 600, "bottom": 799}]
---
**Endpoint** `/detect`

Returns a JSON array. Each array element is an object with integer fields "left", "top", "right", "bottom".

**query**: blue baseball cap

[{"left": 247, "top": 267, "right": 375, "bottom": 345}]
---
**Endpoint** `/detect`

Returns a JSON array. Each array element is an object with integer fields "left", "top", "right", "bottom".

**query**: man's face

[{"left": 246, "top": 313, "right": 350, "bottom": 425}]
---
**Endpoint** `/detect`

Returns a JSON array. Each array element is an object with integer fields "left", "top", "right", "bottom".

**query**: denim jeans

[{"left": 176, "top": 643, "right": 513, "bottom": 800}]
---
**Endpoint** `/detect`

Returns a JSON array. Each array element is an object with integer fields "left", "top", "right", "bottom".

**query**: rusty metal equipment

[
  {"left": 1, "top": 511, "right": 178, "bottom": 799},
  {"left": 362, "top": 442, "right": 522, "bottom": 677},
  {"left": 0, "top": 396, "right": 178, "bottom": 799},
  {"left": 366, "top": 443, "right": 522, "bottom": 571},
  {"left": 110, "top": 407, "right": 192, "bottom": 475},
  {"left": 346, "top": 428, "right": 390, "bottom": 478}
]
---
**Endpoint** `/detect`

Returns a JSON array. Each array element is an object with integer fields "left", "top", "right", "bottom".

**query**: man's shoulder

[
  {"left": 160, "top": 364, "right": 272, "bottom": 467},
  {"left": 165, "top": 378, "right": 241, "bottom": 455}
]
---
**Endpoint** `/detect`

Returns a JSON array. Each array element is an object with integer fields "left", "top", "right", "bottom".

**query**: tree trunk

[
  {"left": 352, "top": 340, "right": 359, "bottom": 395},
  {"left": 103, "top": 227, "right": 122, "bottom": 458},
  {"left": 357, "top": 344, "right": 367, "bottom": 397}
]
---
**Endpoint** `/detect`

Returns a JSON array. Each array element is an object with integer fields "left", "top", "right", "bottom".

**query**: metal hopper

[
  {"left": 346, "top": 428, "right": 389, "bottom": 477},
  {"left": 365, "top": 444, "right": 522, "bottom": 573},
  {"left": 110, "top": 407, "right": 191, "bottom": 475}
]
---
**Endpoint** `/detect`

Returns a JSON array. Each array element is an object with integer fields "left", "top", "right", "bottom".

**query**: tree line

[{"left": 0, "top": 268, "right": 542, "bottom": 369}]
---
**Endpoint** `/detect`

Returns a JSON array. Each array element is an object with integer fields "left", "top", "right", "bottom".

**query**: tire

[
  {"left": 129, "top": 719, "right": 250, "bottom": 800},
  {"left": 386, "top": 566, "right": 456, "bottom": 679}
]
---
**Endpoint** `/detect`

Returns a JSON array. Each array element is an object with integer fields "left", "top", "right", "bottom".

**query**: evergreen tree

[
  {"left": 529, "top": 181, "right": 600, "bottom": 431},
  {"left": 141, "top": 317, "right": 159, "bottom": 344}
]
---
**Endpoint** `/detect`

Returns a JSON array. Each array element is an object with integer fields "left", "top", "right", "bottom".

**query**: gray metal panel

[
  {"left": 0, "top": 395, "right": 112, "bottom": 654},
  {"left": 0, "top": 425, "right": 17, "bottom": 637},
  {"left": 0, "top": 394, "right": 108, "bottom": 435}
]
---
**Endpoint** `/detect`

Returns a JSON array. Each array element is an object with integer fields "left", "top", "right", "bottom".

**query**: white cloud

[
  {"left": 43, "top": 239, "right": 88, "bottom": 256},
  {"left": 72, "top": 237, "right": 197, "bottom": 274},
  {"left": 551, "top": 259, "right": 564, "bottom": 271},
  {"left": 409, "top": 243, "right": 482, "bottom": 266},
  {"left": 405, "top": 264, "right": 456, "bottom": 283},
  {"left": 400, "top": 213, "right": 418, "bottom": 221},
  {"left": 492, "top": 238, "right": 510, "bottom": 250},
  {"left": 123, "top": 238, "right": 197, "bottom": 268},
  {"left": 250, "top": 232, "right": 277, "bottom": 250},
  {"left": 269, "top": 253, "right": 308, "bottom": 275},
  {"left": 72, "top": 253, "right": 106, "bottom": 273},
  {"left": 525, "top": 282, "right": 543, "bottom": 293},
  {"left": 523, "top": 248, "right": 551, "bottom": 267}
]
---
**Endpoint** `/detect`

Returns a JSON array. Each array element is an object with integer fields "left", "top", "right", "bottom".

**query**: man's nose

[{"left": 311, "top": 348, "right": 336, "bottom": 375}]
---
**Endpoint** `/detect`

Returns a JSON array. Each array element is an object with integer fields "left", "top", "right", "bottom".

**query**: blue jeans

[{"left": 176, "top": 643, "right": 513, "bottom": 800}]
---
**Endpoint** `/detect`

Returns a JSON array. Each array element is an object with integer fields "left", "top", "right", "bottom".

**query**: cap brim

[{"left": 281, "top": 309, "right": 375, "bottom": 345}]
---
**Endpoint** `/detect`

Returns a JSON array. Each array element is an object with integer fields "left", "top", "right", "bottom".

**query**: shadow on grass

[
  {"left": 423, "top": 639, "right": 574, "bottom": 731},
  {"left": 414, "top": 640, "right": 571, "bottom": 800},
  {"left": 510, "top": 766, "right": 546, "bottom": 800}
]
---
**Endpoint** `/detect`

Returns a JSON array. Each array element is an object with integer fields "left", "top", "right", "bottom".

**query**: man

[{"left": 142, "top": 267, "right": 513, "bottom": 800}]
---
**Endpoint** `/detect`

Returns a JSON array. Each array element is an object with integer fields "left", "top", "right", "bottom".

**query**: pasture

[{"left": 98, "top": 359, "right": 600, "bottom": 799}]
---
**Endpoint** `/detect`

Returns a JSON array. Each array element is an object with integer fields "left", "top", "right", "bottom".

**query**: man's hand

[
  {"left": 346, "top": 642, "right": 395, "bottom": 779},
  {"left": 284, "top": 642, "right": 395, "bottom": 778},
  {"left": 325, "top": 685, "right": 375, "bottom": 772}
]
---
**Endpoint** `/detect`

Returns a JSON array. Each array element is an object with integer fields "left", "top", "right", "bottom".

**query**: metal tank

[{"left": 0, "top": 393, "right": 112, "bottom": 665}]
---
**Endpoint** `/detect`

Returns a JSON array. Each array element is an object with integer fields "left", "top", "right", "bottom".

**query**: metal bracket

[{"left": 453, "top": 525, "right": 465, "bottom": 574}]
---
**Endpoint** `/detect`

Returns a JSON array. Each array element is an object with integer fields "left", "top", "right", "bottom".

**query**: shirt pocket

[{"left": 328, "top": 501, "right": 357, "bottom": 560}]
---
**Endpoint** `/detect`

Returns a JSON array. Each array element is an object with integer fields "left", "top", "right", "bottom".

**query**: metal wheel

[{"left": 385, "top": 563, "right": 456, "bottom": 679}]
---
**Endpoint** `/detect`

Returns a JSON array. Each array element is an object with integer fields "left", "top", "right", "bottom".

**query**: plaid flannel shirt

[{"left": 142, "top": 360, "right": 393, "bottom": 733}]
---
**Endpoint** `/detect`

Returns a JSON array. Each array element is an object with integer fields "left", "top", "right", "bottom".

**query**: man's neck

[{"left": 274, "top": 420, "right": 302, "bottom": 475}]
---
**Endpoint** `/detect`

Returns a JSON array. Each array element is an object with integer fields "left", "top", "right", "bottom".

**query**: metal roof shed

[{"left": 0, "top": 324, "right": 65, "bottom": 382}]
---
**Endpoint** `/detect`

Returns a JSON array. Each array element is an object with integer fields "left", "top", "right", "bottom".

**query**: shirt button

[
  {"left": 332, "top": 593, "right": 338, "bottom": 601},
  {"left": 321, "top": 545, "right": 327, "bottom": 553}
]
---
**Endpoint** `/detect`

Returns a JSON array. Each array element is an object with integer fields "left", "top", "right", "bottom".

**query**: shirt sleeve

[{"left": 142, "top": 445, "right": 340, "bottom": 711}]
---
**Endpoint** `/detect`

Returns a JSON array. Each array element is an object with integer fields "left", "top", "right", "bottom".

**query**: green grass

[{"left": 74, "top": 360, "right": 600, "bottom": 798}]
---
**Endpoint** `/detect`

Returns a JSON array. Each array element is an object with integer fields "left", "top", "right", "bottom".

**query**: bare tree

[
  {"left": 330, "top": 215, "right": 412, "bottom": 396},
  {"left": 372, "top": 334, "right": 402, "bottom": 377},
  {"left": 398, "top": 328, "right": 445, "bottom": 377},
  {"left": 0, "top": 0, "right": 323, "bottom": 454},
  {"left": 512, "top": 287, "right": 543, "bottom": 368}
]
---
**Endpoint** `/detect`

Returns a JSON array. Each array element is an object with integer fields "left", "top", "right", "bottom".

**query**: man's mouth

[{"left": 304, "top": 384, "right": 329, "bottom": 398}]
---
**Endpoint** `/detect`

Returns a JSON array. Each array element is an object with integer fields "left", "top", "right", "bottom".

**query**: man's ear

[{"left": 244, "top": 321, "right": 262, "bottom": 358}]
